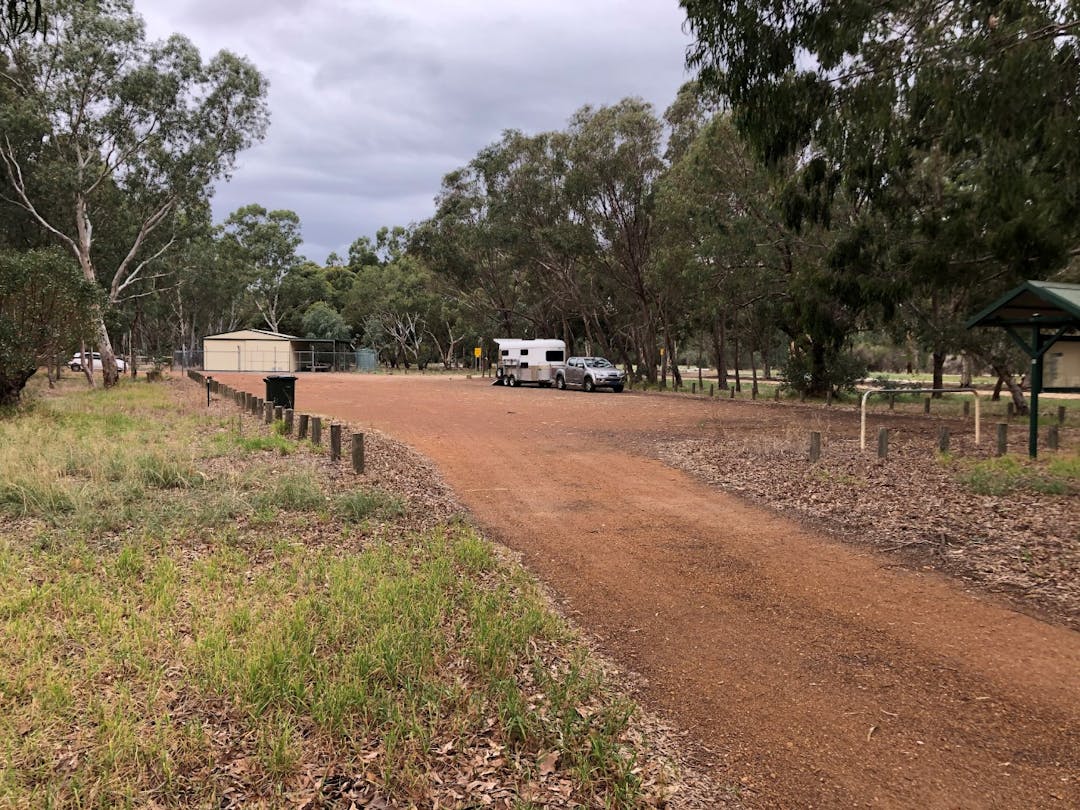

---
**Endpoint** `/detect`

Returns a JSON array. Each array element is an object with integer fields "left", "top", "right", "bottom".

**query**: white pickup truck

[{"left": 553, "top": 357, "right": 625, "bottom": 393}]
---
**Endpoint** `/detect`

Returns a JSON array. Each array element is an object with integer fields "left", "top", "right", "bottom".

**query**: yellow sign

[
  {"left": 473, "top": 347, "right": 482, "bottom": 358},
  {"left": 659, "top": 347, "right": 665, "bottom": 356}
]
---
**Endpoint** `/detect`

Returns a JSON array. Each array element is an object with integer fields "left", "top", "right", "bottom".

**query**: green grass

[
  {"left": 0, "top": 377, "right": 656, "bottom": 807},
  {"left": 335, "top": 489, "right": 405, "bottom": 523},
  {"left": 958, "top": 453, "right": 1079, "bottom": 496}
]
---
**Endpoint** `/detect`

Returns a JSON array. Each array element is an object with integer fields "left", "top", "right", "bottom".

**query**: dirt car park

[{"left": 215, "top": 371, "right": 1080, "bottom": 808}]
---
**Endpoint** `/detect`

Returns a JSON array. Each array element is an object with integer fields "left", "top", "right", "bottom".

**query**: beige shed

[{"left": 202, "top": 329, "right": 299, "bottom": 372}]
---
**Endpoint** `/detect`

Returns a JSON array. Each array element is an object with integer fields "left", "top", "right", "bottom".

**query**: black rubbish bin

[{"left": 264, "top": 375, "right": 296, "bottom": 409}]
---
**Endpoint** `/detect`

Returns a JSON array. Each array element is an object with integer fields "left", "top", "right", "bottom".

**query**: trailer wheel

[
  {"left": 583, "top": 377, "right": 595, "bottom": 392},
  {"left": 507, "top": 375, "right": 518, "bottom": 387},
  {"left": 555, "top": 376, "right": 566, "bottom": 390}
]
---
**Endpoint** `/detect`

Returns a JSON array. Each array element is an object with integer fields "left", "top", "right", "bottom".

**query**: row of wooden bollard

[
  {"left": 204, "top": 379, "right": 366, "bottom": 474},
  {"left": 808, "top": 422, "right": 1062, "bottom": 462},
  {"left": 627, "top": 378, "right": 781, "bottom": 401}
]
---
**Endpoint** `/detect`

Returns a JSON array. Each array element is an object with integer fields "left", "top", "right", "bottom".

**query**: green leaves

[{"left": 0, "top": 248, "right": 98, "bottom": 404}]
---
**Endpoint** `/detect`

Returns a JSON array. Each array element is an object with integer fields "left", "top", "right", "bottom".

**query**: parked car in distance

[
  {"left": 68, "top": 352, "right": 127, "bottom": 372},
  {"left": 554, "top": 357, "right": 625, "bottom": 392}
]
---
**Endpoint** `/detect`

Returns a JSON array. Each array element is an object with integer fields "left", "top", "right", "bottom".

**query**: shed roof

[
  {"left": 966, "top": 280, "right": 1080, "bottom": 329},
  {"left": 203, "top": 329, "right": 301, "bottom": 341}
]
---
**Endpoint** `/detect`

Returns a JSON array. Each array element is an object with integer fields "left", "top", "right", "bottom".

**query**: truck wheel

[
  {"left": 555, "top": 376, "right": 566, "bottom": 390},
  {"left": 611, "top": 385, "right": 623, "bottom": 393},
  {"left": 583, "top": 377, "right": 595, "bottom": 392}
]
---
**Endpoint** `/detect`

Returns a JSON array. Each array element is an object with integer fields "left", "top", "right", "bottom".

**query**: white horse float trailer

[{"left": 493, "top": 339, "right": 566, "bottom": 387}]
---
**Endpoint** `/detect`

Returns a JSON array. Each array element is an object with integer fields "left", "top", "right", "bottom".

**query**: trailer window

[
  {"left": 546, "top": 350, "right": 564, "bottom": 362},
  {"left": 519, "top": 349, "right": 529, "bottom": 356},
  {"left": 501, "top": 349, "right": 509, "bottom": 356}
]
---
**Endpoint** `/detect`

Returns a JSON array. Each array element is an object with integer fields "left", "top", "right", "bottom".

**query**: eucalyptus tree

[
  {"left": 0, "top": 0, "right": 268, "bottom": 386},
  {"left": 413, "top": 154, "right": 526, "bottom": 337},
  {"left": 564, "top": 99, "right": 666, "bottom": 381},
  {"left": 301, "top": 301, "right": 351, "bottom": 341},
  {"left": 220, "top": 205, "right": 303, "bottom": 334},
  {"left": 0, "top": 247, "right": 97, "bottom": 404},
  {"left": 682, "top": 0, "right": 1080, "bottom": 396},
  {"left": 1, "top": 0, "right": 43, "bottom": 39}
]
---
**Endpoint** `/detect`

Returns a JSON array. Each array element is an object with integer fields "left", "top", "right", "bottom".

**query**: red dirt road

[{"left": 219, "top": 373, "right": 1080, "bottom": 808}]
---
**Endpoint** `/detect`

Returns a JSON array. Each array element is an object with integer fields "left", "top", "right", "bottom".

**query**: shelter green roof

[{"left": 965, "top": 280, "right": 1080, "bottom": 330}]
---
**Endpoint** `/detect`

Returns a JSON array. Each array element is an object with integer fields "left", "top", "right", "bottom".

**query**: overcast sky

[{"left": 138, "top": 1, "right": 693, "bottom": 264}]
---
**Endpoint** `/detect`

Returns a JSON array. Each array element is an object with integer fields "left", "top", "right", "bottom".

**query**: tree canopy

[{"left": 0, "top": 0, "right": 269, "bottom": 385}]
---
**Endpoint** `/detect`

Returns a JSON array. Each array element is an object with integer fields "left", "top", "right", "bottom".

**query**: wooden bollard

[
  {"left": 923, "top": 397, "right": 931, "bottom": 414},
  {"left": 826, "top": 389, "right": 832, "bottom": 407},
  {"left": 1047, "top": 425, "right": 1059, "bottom": 450},
  {"left": 311, "top": 417, "right": 322, "bottom": 445},
  {"left": 809, "top": 431, "right": 821, "bottom": 463},
  {"left": 889, "top": 393, "right": 895, "bottom": 410},
  {"left": 691, "top": 382, "right": 697, "bottom": 395},
  {"left": 996, "top": 423, "right": 1007, "bottom": 457},
  {"left": 330, "top": 424, "right": 342, "bottom": 461},
  {"left": 264, "top": 402, "right": 273, "bottom": 424},
  {"left": 298, "top": 413, "right": 309, "bottom": 440},
  {"left": 710, "top": 384, "right": 715, "bottom": 397},
  {"left": 1007, "top": 402, "right": 1015, "bottom": 418},
  {"left": 963, "top": 400, "right": 970, "bottom": 417},
  {"left": 284, "top": 409, "right": 294, "bottom": 435},
  {"left": 274, "top": 405, "right": 283, "bottom": 422},
  {"left": 752, "top": 387, "right": 758, "bottom": 401},
  {"left": 352, "top": 433, "right": 365, "bottom": 473},
  {"left": 938, "top": 427, "right": 950, "bottom": 454},
  {"left": 877, "top": 428, "right": 889, "bottom": 459},
  {"left": 773, "top": 386, "right": 779, "bottom": 402},
  {"left": 1059, "top": 406, "right": 1067, "bottom": 425},
  {"left": 730, "top": 387, "right": 735, "bottom": 399}
]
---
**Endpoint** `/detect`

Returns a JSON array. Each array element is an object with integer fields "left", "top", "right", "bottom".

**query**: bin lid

[{"left": 263, "top": 375, "right": 297, "bottom": 381}]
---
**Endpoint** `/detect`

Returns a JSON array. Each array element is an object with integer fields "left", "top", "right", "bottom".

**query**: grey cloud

[{"left": 138, "top": 0, "right": 691, "bottom": 258}]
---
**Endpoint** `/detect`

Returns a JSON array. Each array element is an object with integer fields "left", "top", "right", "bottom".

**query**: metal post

[
  {"left": 206, "top": 376, "right": 213, "bottom": 407},
  {"left": 1028, "top": 327, "right": 1042, "bottom": 459}
]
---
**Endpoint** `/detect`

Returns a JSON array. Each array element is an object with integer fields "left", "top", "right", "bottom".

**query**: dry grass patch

[{"left": 0, "top": 378, "right": 716, "bottom": 809}]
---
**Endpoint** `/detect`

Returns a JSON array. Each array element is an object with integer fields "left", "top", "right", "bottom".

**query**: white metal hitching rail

[{"left": 860, "top": 387, "right": 981, "bottom": 450}]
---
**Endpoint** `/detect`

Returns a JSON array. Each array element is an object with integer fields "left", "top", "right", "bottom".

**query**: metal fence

[
  {"left": 174, "top": 349, "right": 204, "bottom": 369},
  {"left": 177, "top": 348, "right": 377, "bottom": 372}
]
